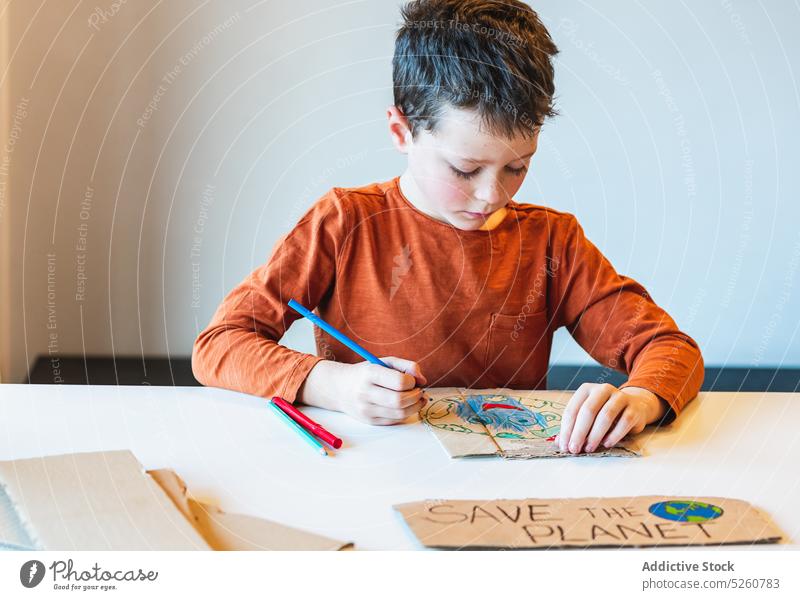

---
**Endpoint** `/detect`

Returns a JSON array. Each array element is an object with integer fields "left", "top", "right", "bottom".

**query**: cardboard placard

[
  {"left": 395, "top": 496, "right": 783, "bottom": 549},
  {"left": 0, "top": 450, "right": 350, "bottom": 551},
  {"left": 421, "top": 388, "right": 640, "bottom": 459}
]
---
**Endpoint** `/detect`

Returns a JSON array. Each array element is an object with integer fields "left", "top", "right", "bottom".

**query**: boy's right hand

[{"left": 298, "top": 356, "right": 428, "bottom": 425}]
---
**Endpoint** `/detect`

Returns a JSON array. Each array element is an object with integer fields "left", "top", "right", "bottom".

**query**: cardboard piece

[
  {"left": 394, "top": 496, "right": 783, "bottom": 549},
  {"left": 148, "top": 468, "right": 351, "bottom": 551},
  {"left": 0, "top": 449, "right": 209, "bottom": 550},
  {"left": 421, "top": 387, "right": 640, "bottom": 459},
  {"left": 0, "top": 450, "right": 350, "bottom": 551}
]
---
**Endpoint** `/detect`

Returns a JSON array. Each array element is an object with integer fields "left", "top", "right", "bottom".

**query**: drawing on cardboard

[
  {"left": 421, "top": 387, "right": 641, "bottom": 459},
  {"left": 432, "top": 393, "right": 560, "bottom": 440}
]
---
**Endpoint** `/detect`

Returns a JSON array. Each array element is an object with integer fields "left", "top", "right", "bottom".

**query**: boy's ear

[{"left": 387, "top": 105, "right": 413, "bottom": 153}]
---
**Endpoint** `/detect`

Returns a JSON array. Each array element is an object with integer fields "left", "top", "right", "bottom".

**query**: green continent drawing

[{"left": 648, "top": 501, "right": 724, "bottom": 522}]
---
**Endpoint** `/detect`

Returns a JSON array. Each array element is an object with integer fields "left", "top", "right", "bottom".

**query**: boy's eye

[
  {"left": 449, "top": 165, "right": 528, "bottom": 180},
  {"left": 450, "top": 166, "right": 479, "bottom": 179}
]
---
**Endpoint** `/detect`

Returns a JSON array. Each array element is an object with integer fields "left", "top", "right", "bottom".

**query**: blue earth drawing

[
  {"left": 423, "top": 393, "right": 561, "bottom": 439},
  {"left": 648, "top": 501, "right": 724, "bottom": 522}
]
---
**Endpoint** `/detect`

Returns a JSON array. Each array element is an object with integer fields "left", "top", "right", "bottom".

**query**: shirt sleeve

[
  {"left": 549, "top": 214, "right": 704, "bottom": 423},
  {"left": 191, "top": 188, "right": 350, "bottom": 403}
]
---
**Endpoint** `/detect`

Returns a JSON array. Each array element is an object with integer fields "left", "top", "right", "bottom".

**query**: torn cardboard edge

[
  {"left": 147, "top": 468, "right": 351, "bottom": 551},
  {"left": 421, "top": 387, "right": 641, "bottom": 459},
  {"left": 0, "top": 449, "right": 351, "bottom": 551},
  {"left": 394, "top": 496, "right": 784, "bottom": 549}
]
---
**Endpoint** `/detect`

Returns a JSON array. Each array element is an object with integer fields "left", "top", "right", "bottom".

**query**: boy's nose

[{"left": 474, "top": 179, "right": 503, "bottom": 206}]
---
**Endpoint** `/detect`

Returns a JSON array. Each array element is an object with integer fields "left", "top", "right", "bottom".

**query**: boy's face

[{"left": 388, "top": 105, "right": 539, "bottom": 231}]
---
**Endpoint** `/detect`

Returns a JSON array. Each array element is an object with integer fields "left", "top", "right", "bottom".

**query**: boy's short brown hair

[{"left": 393, "top": 0, "right": 559, "bottom": 140}]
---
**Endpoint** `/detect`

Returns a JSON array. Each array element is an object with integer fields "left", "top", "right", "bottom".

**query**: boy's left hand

[{"left": 556, "top": 383, "right": 668, "bottom": 454}]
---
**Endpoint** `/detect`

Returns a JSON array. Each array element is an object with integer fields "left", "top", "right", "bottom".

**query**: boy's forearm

[{"left": 193, "top": 326, "right": 323, "bottom": 402}]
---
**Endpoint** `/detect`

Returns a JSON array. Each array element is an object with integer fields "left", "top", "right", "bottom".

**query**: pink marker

[{"left": 271, "top": 396, "right": 343, "bottom": 449}]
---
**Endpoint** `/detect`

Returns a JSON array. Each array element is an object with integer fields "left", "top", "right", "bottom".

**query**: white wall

[
  {"left": 0, "top": 0, "right": 798, "bottom": 383},
  {"left": 539, "top": 1, "right": 800, "bottom": 370}
]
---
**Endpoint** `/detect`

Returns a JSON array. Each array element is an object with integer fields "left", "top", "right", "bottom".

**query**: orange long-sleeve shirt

[{"left": 192, "top": 176, "right": 704, "bottom": 421}]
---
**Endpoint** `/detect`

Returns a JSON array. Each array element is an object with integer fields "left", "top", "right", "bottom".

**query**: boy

[{"left": 192, "top": 0, "right": 704, "bottom": 454}]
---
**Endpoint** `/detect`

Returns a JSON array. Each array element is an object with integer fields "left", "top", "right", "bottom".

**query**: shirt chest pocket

[{"left": 483, "top": 309, "right": 551, "bottom": 388}]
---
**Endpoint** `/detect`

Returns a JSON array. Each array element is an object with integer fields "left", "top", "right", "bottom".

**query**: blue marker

[{"left": 288, "top": 299, "right": 390, "bottom": 368}]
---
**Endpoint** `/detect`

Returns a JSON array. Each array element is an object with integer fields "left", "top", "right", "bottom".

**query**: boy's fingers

[
  {"left": 363, "top": 396, "right": 426, "bottom": 422},
  {"left": 359, "top": 403, "right": 402, "bottom": 422},
  {"left": 368, "top": 363, "right": 417, "bottom": 391},
  {"left": 584, "top": 393, "right": 627, "bottom": 452},
  {"left": 366, "top": 384, "right": 422, "bottom": 409},
  {"left": 558, "top": 385, "right": 591, "bottom": 452},
  {"left": 365, "top": 406, "right": 406, "bottom": 422},
  {"left": 601, "top": 407, "right": 638, "bottom": 448},
  {"left": 567, "top": 386, "right": 614, "bottom": 454},
  {"left": 364, "top": 416, "right": 399, "bottom": 426},
  {"left": 379, "top": 356, "right": 427, "bottom": 386},
  {"left": 397, "top": 396, "right": 427, "bottom": 419}
]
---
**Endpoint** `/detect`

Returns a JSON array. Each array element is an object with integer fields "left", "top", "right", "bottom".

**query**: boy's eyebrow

[{"left": 457, "top": 151, "right": 536, "bottom": 164}]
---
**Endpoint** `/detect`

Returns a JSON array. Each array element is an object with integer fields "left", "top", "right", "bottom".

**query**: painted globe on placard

[{"left": 648, "top": 500, "right": 724, "bottom": 522}]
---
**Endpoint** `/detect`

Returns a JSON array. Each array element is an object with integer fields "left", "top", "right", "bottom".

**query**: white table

[{"left": 1, "top": 384, "right": 797, "bottom": 550}]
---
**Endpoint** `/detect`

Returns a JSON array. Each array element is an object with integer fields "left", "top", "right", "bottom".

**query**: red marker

[{"left": 271, "top": 396, "right": 343, "bottom": 449}]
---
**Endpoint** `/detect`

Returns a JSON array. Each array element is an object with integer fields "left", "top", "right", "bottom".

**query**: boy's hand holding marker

[
  {"left": 300, "top": 357, "right": 427, "bottom": 426},
  {"left": 289, "top": 299, "right": 428, "bottom": 425}
]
